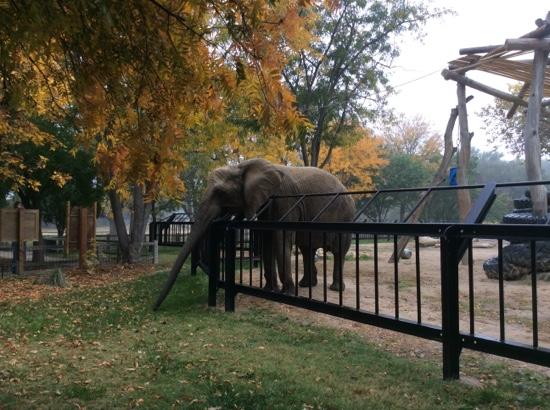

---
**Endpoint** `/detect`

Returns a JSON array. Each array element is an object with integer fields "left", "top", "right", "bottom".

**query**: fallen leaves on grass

[{"left": 0, "top": 264, "right": 158, "bottom": 304}]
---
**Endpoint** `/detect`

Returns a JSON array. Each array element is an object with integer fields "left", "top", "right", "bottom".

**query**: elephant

[{"left": 153, "top": 158, "right": 355, "bottom": 310}]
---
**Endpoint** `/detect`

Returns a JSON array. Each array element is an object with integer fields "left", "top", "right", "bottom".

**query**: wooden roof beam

[
  {"left": 507, "top": 82, "right": 531, "bottom": 118},
  {"left": 442, "top": 69, "right": 528, "bottom": 106},
  {"left": 459, "top": 45, "right": 501, "bottom": 55},
  {"left": 504, "top": 38, "right": 550, "bottom": 51}
]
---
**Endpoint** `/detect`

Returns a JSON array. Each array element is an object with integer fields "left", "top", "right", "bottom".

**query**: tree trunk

[
  {"left": 456, "top": 80, "right": 472, "bottom": 221},
  {"left": 524, "top": 49, "right": 549, "bottom": 218},
  {"left": 109, "top": 185, "right": 152, "bottom": 263},
  {"left": 129, "top": 185, "right": 152, "bottom": 263}
]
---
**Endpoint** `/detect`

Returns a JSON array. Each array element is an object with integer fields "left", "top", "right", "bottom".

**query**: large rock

[
  {"left": 483, "top": 242, "right": 550, "bottom": 280},
  {"left": 418, "top": 236, "right": 439, "bottom": 247}
]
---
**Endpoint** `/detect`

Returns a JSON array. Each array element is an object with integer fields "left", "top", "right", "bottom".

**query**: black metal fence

[
  {"left": 195, "top": 181, "right": 550, "bottom": 380},
  {"left": 1, "top": 239, "right": 157, "bottom": 277},
  {"left": 206, "top": 220, "right": 550, "bottom": 380}
]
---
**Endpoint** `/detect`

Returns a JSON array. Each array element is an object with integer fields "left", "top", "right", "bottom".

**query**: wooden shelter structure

[{"left": 442, "top": 12, "right": 550, "bottom": 219}]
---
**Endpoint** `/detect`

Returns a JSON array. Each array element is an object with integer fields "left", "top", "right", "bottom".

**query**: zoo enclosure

[{"left": 201, "top": 181, "right": 550, "bottom": 380}]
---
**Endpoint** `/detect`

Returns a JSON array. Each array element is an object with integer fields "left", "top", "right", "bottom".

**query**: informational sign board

[{"left": 0, "top": 209, "right": 39, "bottom": 242}]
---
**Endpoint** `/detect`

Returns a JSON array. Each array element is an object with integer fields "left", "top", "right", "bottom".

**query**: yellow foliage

[
  {"left": 321, "top": 131, "right": 387, "bottom": 191},
  {"left": 2, "top": 0, "right": 314, "bottom": 198}
]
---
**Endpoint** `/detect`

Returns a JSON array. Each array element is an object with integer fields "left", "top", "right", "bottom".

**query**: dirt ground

[{"left": 232, "top": 239, "right": 550, "bottom": 376}]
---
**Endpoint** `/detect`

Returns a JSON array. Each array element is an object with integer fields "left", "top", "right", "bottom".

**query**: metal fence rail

[
  {"left": 205, "top": 220, "right": 550, "bottom": 380},
  {"left": 1, "top": 240, "right": 157, "bottom": 276}
]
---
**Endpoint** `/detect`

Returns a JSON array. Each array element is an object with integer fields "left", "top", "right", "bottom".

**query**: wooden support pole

[
  {"left": 457, "top": 79, "right": 472, "bottom": 222},
  {"left": 524, "top": 49, "right": 549, "bottom": 218},
  {"left": 389, "top": 99, "right": 470, "bottom": 263},
  {"left": 442, "top": 69, "right": 527, "bottom": 106},
  {"left": 459, "top": 45, "right": 501, "bottom": 55},
  {"left": 504, "top": 38, "right": 550, "bottom": 51},
  {"left": 79, "top": 207, "right": 88, "bottom": 268}
]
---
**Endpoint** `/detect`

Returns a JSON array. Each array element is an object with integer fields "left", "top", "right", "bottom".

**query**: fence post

[
  {"left": 224, "top": 226, "right": 236, "bottom": 312},
  {"left": 441, "top": 227, "right": 461, "bottom": 380},
  {"left": 64, "top": 201, "right": 70, "bottom": 257},
  {"left": 16, "top": 208, "right": 24, "bottom": 274},
  {"left": 207, "top": 224, "right": 221, "bottom": 307},
  {"left": 78, "top": 207, "right": 88, "bottom": 269}
]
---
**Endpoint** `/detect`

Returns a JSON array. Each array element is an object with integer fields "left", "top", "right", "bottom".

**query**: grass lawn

[{"left": 1, "top": 266, "right": 549, "bottom": 409}]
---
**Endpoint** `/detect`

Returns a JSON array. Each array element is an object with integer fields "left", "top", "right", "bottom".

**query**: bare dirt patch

[{"left": 231, "top": 240, "right": 550, "bottom": 376}]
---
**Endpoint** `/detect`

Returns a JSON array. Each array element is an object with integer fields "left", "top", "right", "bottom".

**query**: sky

[{"left": 386, "top": 0, "right": 547, "bottom": 157}]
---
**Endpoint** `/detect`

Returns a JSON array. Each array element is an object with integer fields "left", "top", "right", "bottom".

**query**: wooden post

[
  {"left": 389, "top": 98, "right": 472, "bottom": 263},
  {"left": 64, "top": 201, "right": 70, "bottom": 256},
  {"left": 16, "top": 208, "right": 25, "bottom": 274},
  {"left": 79, "top": 207, "right": 88, "bottom": 268},
  {"left": 456, "top": 80, "right": 472, "bottom": 221},
  {"left": 524, "top": 49, "right": 549, "bottom": 218}
]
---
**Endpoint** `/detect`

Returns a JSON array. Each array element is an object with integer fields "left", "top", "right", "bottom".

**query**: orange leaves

[
  {"left": 2, "top": 0, "right": 315, "bottom": 199},
  {"left": 322, "top": 130, "right": 387, "bottom": 191}
]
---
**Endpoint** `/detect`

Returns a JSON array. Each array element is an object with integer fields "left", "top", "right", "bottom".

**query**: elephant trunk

[{"left": 153, "top": 202, "right": 221, "bottom": 310}]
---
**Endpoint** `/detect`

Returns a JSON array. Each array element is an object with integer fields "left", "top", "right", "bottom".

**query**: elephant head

[{"left": 153, "top": 158, "right": 299, "bottom": 310}]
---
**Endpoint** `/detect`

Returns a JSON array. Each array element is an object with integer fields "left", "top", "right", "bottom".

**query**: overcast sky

[{"left": 386, "top": 0, "right": 547, "bottom": 157}]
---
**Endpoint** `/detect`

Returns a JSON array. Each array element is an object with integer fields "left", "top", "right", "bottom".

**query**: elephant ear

[{"left": 239, "top": 159, "right": 284, "bottom": 219}]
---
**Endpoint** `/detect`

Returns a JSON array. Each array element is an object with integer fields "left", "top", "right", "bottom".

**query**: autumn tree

[
  {"left": 321, "top": 130, "right": 386, "bottom": 190},
  {"left": 2, "top": 0, "right": 311, "bottom": 262},
  {"left": 381, "top": 115, "right": 442, "bottom": 168},
  {"left": 282, "top": 0, "right": 441, "bottom": 167}
]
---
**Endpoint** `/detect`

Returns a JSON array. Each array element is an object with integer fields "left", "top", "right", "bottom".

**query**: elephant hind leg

[
  {"left": 298, "top": 246, "right": 318, "bottom": 287},
  {"left": 275, "top": 231, "right": 295, "bottom": 295},
  {"left": 262, "top": 231, "right": 278, "bottom": 292},
  {"left": 329, "top": 250, "right": 345, "bottom": 291}
]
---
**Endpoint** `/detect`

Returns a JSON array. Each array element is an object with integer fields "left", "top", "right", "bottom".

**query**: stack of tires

[{"left": 502, "top": 190, "right": 549, "bottom": 225}]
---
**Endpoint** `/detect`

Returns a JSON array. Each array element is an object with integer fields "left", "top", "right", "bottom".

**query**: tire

[
  {"left": 513, "top": 197, "right": 531, "bottom": 210},
  {"left": 502, "top": 213, "right": 548, "bottom": 224}
]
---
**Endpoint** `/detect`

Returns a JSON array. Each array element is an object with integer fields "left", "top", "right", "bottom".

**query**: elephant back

[{"left": 283, "top": 166, "right": 355, "bottom": 223}]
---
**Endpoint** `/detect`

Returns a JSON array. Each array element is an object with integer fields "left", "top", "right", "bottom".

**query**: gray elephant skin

[{"left": 154, "top": 158, "right": 355, "bottom": 310}]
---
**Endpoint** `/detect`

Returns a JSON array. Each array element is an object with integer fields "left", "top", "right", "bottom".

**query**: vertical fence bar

[
  {"left": 249, "top": 230, "right": 253, "bottom": 287},
  {"left": 224, "top": 227, "right": 236, "bottom": 312},
  {"left": 355, "top": 233, "right": 360, "bottom": 310},
  {"left": 208, "top": 225, "right": 222, "bottom": 307},
  {"left": 338, "top": 233, "right": 343, "bottom": 306},
  {"left": 468, "top": 239, "right": 474, "bottom": 335},
  {"left": 239, "top": 229, "right": 244, "bottom": 284},
  {"left": 393, "top": 235, "right": 399, "bottom": 319},
  {"left": 282, "top": 230, "right": 287, "bottom": 295},
  {"left": 259, "top": 232, "right": 263, "bottom": 289},
  {"left": 415, "top": 236, "right": 421, "bottom": 323},
  {"left": 531, "top": 240, "right": 538, "bottom": 348},
  {"left": 323, "top": 232, "right": 327, "bottom": 303},
  {"left": 441, "top": 230, "right": 461, "bottom": 380},
  {"left": 221, "top": 236, "right": 225, "bottom": 281},
  {"left": 498, "top": 239, "right": 505, "bottom": 341},
  {"left": 374, "top": 234, "right": 379, "bottom": 315},
  {"left": 309, "top": 232, "right": 313, "bottom": 299},
  {"left": 294, "top": 239, "right": 299, "bottom": 297}
]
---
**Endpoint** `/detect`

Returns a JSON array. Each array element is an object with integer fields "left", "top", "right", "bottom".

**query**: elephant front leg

[
  {"left": 330, "top": 250, "right": 345, "bottom": 291},
  {"left": 275, "top": 231, "right": 295, "bottom": 295},
  {"left": 298, "top": 246, "right": 318, "bottom": 287},
  {"left": 261, "top": 231, "right": 278, "bottom": 292}
]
